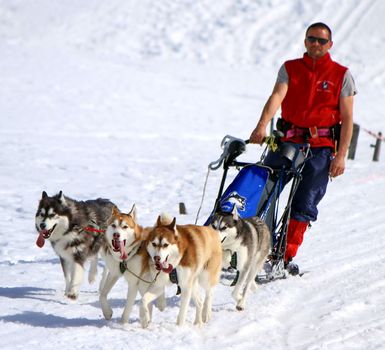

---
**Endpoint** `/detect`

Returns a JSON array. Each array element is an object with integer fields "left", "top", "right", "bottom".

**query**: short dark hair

[{"left": 306, "top": 22, "right": 332, "bottom": 40}]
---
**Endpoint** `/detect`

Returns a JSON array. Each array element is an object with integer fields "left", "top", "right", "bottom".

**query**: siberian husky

[
  {"left": 210, "top": 206, "right": 271, "bottom": 310},
  {"left": 35, "top": 191, "right": 116, "bottom": 299},
  {"left": 140, "top": 217, "right": 222, "bottom": 328},
  {"left": 99, "top": 205, "right": 166, "bottom": 324}
]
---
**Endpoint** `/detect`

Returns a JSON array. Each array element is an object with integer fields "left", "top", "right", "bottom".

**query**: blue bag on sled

[
  {"left": 206, "top": 163, "right": 277, "bottom": 227},
  {"left": 220, "top": 165, "right": 269, "bottom": 218},
  {"left": 205, "top": 163, "right": 279, "bottom": 231}
]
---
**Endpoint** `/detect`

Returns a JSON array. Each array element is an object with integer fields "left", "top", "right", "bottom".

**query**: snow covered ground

[{"left": 1, "top": 1, "right": 385, "bottom": 349}]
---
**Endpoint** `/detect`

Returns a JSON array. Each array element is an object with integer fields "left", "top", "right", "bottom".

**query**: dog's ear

[
  {"left": 167, "top": 217, "right": 177, "bottom": 232},
  {"left": 57, "top": 191, "right": 67, "bottom": 206},
  {"left": 42, "top": 191, "right": 48, "bottom": 199},
  {"left": 109, "top": 206, "right": 120, "bottom": 223},
  {"left": 128, "top": 204, "right": 136, "bottom": 220},
  {"left": 107, "top": 208, "right": 117, "bottom": 225},
  {"left": 156, "top": 215, "right": 163, "bottom": 227},
  {"left": 156, "top": 215, "right": 176, "bottom": 230},
  {"left": 170, "top": 217, "right": 176, "bottom": 227}
]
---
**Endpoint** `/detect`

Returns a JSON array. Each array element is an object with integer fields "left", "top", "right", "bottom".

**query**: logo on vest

[
  {"left": 322, "top": 81, "right": 328, "bottom": 89},
  {"left": 317, "top": 80, "right": 334, "bottom": 93}
]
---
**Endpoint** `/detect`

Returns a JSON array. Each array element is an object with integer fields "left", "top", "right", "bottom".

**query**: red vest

[{"left": 281, "top": 52, "right": 347, "bottom": 147}]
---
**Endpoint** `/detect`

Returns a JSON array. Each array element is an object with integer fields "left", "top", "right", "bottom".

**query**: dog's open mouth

[
  {"left": 111, "top": 238, "right": 128, "bottom": 260},
  {"left": 36, "top": 225, "right": 57, "bottom": 248},
  {"left": 42, "top": 225, "right": 56, "bottom": 238},
  {"left": 155, "top": 255, "right": 173, "bottom": 274},
  {"left": 112, "top": 237, "right": 126, "bottom": 252}
]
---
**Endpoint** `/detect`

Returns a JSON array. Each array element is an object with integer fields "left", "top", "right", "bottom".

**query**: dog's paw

[
  {"left": 202, "top": 309, "right": 212, "bottom": 323},
  {"left": 100, "top": 296, "right": 113, "bottom": 320},
  {"left": 102, "top": 307, "right": 113, "bottom": 320},
  {"left": 120, "top": 316, "right": 129, "bottom": 325},
  {"left": 66, "top": 292, "right": 78, "bottom": 300},
  {"left": 140, "top": 306, "right": 151, "bottom": 328},
  {"left": 176, "top": 315, "right": 186, "bottom": 327},
  {"left": 66, "top": 287, "right": 79, "bottom": 300},
  {"left": 140, "top": 317, "right": 150, "bottom": 329},
  {"left": 236, "top": 299, "right": 245, "bottom": 311}
]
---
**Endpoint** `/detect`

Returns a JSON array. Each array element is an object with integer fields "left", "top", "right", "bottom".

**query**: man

[{"left": 249, "top": 22, "right": 356, "bottom": 275}]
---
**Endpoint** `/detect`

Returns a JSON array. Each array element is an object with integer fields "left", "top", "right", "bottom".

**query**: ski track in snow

[{"left": 1, "top": 1, "right": 385, "bottom": 349}]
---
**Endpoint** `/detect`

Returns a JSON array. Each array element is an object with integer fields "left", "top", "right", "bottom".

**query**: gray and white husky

[
  {"left": 35, "top": 191, "right": 117, "bottom": 299},
  {"left": 210, "top": 206, "right": 271, "bottom": 310}
]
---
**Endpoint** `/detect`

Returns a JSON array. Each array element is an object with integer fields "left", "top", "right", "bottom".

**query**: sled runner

[{"left": 202, "top": 133, "right": 312, "bottom": 283}]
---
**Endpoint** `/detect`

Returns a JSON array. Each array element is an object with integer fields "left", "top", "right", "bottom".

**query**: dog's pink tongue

[
  {"left": 120, "top": 241, "right": 128, "bottom": 260},
  {"left": 36, "top": 232, "right": 45, "bottom": 248}
]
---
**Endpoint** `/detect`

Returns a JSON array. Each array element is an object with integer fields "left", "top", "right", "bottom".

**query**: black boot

[{"left": 284, "top": 261, "right": 299, "bottom": 276}]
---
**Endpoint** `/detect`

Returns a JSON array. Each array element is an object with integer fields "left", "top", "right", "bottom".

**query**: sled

[{"left": 203, "top": 133, "right": 312, "bottom": 283}]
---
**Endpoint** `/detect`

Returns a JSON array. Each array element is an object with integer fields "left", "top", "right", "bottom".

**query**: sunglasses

[{"left": 306, "top": 36, "right": 330, "bottom": 45}]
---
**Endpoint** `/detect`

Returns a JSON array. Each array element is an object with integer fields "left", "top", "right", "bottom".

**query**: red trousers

[{"left": 284, "top": 219, "right": 309, "bottom": 262}]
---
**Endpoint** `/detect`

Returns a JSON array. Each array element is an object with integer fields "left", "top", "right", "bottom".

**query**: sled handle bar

[
  {"left": 245, "top": 130, "right": 284, "bottom": 146},
  {"left": 209, "top": 132, "right": 284, "bottom": 171}
]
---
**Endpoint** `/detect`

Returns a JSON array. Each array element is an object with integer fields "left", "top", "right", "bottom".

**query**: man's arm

[
  {"left": 329, "top": 95, "right": 354, "bottom": 177},
  {"left": 249, "top": 82, "right": 288, "bottom": 144}
]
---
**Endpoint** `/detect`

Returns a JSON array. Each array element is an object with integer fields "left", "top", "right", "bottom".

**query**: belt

[{"left": 285, "top": 126, "right": 332, "bottom": 139}]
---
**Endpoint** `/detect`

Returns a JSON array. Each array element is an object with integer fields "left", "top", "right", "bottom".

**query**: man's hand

[
  {"left": 329, "top": 96, "right": 353, "bottom": 178},
  {"left": 329, "top": 154, "right": 345, "bottom": 178},
  {"left": 249, "top": 124, "right": 267, "bottom": 145}
]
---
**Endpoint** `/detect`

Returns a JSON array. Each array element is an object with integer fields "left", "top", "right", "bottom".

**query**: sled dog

[
  {"left": 99, "top": 205, "right": 166, "bottom": 323},
  {"left": 35, "top": 191, "right": 116, "bottom": 299},
  {"left": 140, "top": 217, "right": 222, "bottom": 328},
  {"left": 210, "top": 206, "right": 271, "bottom": 310}
]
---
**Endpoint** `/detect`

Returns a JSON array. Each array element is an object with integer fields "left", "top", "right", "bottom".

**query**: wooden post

[
  {"left": 347, "top": 123, "right": 360, "bottom": 160},
  {"left": 179, "top": 202, "right": 187, "bottom": 215},
  {"left": 372, "top": 132, "right": 382, "bottom": 162}
]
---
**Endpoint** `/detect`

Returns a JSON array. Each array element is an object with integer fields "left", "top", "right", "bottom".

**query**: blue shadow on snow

[{"left": 0, "top": 311, "right": 102, "bottom": 328}]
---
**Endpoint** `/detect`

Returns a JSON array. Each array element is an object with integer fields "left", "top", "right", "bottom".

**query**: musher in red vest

[{"left": 249, "top": 22, "right": 357, "bottom": 275}]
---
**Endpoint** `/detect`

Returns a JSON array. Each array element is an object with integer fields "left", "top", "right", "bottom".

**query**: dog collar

[
  {"left": 82, "top": 226, "right": 106, "bottom": 238},
  {"left": 83, "top": 226, "right": 105, "bottom": 234}
]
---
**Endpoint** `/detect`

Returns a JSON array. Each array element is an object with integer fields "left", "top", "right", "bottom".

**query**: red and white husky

[
  {"left": 99, "top": 205, "right": 165, "bottom": 324},
  {"left": 140, "top": 217, "right": 222, "bottom": 328}
]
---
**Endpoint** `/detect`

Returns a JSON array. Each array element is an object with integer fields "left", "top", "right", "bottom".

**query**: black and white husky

[
  {"left": 210, "top": 206, "right": 271, "bottom": 310},
  {"left": 35, "top": 191, "right": 117, "bottom": 299}
]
